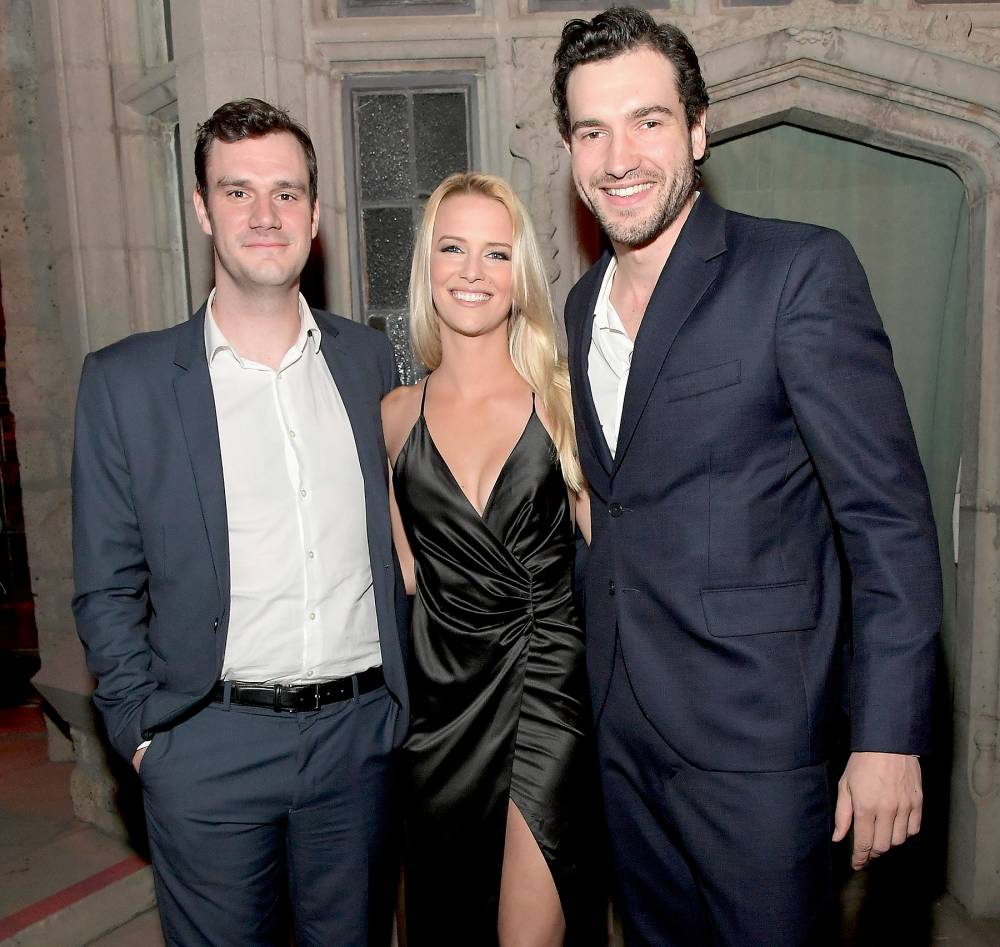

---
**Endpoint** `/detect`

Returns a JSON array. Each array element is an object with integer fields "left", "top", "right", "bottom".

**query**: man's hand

[
  {"left": 833, "top": 751, "right": 922, "bottom": 869},
  {"left": 132, "top": 744, "right": 148, "bottom": 773}
]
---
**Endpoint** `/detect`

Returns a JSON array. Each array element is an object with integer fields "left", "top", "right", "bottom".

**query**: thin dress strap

[{"left": 420, "top": 375, "right": 430, "bottom": 416}]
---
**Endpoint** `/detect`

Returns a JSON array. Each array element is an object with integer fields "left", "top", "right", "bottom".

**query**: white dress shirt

[
  {"left": 206, "top": 291, "right": 381, "bottom": 683},
  {"left": 588, "top": 257, "right": 633, "bottom": 456}
]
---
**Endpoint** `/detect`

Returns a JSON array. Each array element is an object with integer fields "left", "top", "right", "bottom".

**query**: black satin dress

[{"left": 393, "top": 383, "right": 603, "bottom": 946}]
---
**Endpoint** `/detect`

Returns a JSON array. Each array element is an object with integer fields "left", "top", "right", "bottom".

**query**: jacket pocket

[
  {"left": 700, "top": 579, "right": 818, "bottom": 637},
  {"left": 662, "top": 359, "right": 740, "bottom": 403}
]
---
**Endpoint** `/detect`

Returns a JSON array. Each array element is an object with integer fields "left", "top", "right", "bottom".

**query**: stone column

[{"left": 1, "top": 0, "right": 75, "bottom": 761}]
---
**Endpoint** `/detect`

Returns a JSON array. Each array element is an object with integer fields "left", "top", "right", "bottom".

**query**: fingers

[
  {"left": 890, "top": 808, "right": 910, "bottom": 848},
  {"left": 832, "top": 781, "right": 854, "bottom": 843},
  {"left": 132, "top": 744, "right": 147, "bottom": 773},
  {"left": 869, "top": 804, "right": 896, "bottom": 860},
  {"left": 851, "top": 808, "right": 876, "bottom": 870},
  {"left": 847, "top": 798, "right": 922, "bottom": 869}
]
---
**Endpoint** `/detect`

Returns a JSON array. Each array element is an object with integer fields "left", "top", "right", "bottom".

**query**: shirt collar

[
  {"left": 204, "top": 289, "right": 321, "bottom": 366},
  {"left": 592, "top": 257, "right": 630, "bottom": 339}
]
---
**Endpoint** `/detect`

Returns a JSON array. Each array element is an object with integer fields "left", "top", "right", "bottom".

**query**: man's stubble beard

[{"left": 578, "top": 145, "right": 696, "bottom": 249}]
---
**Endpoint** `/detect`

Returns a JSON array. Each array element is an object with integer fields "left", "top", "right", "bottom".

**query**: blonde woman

[{"left": 382, "top": 173, "right": 603, "bottom": 946}]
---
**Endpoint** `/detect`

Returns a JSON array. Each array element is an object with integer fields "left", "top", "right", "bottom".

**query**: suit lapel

[
  {"left": 571, "top": 254, "right": 615, "bottom": 477},
  {"left": 172, "top": 307, "right": 230, "bottom": 603},
  {"left": 317, "top": 314, "right": 387, "bottom": 527},
  {"left": 613, "top": 194, "right": 728, "bottom": 471}
]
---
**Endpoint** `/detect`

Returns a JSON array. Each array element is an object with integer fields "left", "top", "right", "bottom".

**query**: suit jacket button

[
  {"left": 609, "top": 502, "right": 624, "bottom": 518},
  {"left": 608, "top": 580, "right": 616, "bottom": 596}
]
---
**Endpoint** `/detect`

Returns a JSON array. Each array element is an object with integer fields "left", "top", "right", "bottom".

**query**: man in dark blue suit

[
  {"left": 72, "top": 99, "right": 408, "bottom": 946},
  {"left": 553, "top": 9, "right": 941, "bottom": 945}
]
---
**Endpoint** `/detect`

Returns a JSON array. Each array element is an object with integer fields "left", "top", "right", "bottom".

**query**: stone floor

[{"left": 2, "top": 703, "right": 1000, "bottom": 946}]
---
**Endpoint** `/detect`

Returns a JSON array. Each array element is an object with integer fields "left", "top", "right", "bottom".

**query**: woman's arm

[
  {"left": 381, "top": 388, "right": 420, "bottom": 595},
  {"left": 388, "top": 469, "right": 416, "bottom": 595},
  {"left": 574, "top": 485, "right": 591, "bottom": 546}
]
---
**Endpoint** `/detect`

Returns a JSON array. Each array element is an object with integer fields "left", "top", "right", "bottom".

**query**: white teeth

[
  {"left": 452, "top": 291, "right": 490, "bottom": 302},
  {"left": 606, "top": 183, "right": 654, "bottom": 197}
]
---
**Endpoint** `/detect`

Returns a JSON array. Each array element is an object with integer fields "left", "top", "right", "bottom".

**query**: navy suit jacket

[
  {"left": 72, "top": 305, "right": 410, "bottom": 763},
  {"left": 566, "top": 193, "right": 941, "bottom": 771}
]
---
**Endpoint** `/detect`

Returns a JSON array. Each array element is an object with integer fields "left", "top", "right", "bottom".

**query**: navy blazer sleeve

[
  {"left": 775, "top": 229, "right": 942, "bottom": 755},
  {"left": 72, "top": 352, "right": 157, "bottom": 761}
]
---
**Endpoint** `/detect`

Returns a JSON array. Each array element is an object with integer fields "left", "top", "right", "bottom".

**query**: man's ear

[
  {"left": 690, "top": 110, "right": 708, "bottom": 162},
  {"left": 562, "top": 136, "right": 572, "bottom": 156},
  {"left": 311, "top": 199, "right": 320, "bottom": 239},
  {"left": 192, "top": 187, "right": 213, "bottom": 238}
]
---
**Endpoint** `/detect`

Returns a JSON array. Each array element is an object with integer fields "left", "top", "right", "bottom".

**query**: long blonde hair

[{"left": 409, "top": 172, "right": 583, "bottom": 493}]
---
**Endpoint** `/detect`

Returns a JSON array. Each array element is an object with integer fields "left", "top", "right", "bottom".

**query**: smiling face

[
  {"left": 193, "top": 131, "right": 319, "bottom": 296},
  {"left": 429, "top": 192, "right": 514, "bottom": 343},
  {"left": 565, "top": 45, "right": 706, "bottom": 250}
]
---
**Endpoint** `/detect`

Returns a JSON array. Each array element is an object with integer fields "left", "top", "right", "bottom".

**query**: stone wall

[{"left": 0, "top": 0, "right": 75, "bottom": 761}]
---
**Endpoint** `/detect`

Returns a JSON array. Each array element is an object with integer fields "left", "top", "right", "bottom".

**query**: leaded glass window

[{"left": 346, "top": 75, "right": 478, "bottom": 382}]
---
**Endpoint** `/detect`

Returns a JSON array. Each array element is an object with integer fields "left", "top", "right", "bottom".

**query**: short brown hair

[
  {"left": 552, "top": 7, "right": 709, "bottom": 143},
  {"left": 194, "top": 98, "right": 318, "bottom": 204}
]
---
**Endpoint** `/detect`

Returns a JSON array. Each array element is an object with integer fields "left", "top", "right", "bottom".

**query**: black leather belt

[{"left": 212, "top": 666, "right": 384, "bottom": 712}]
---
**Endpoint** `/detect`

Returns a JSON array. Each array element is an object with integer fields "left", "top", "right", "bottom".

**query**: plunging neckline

[{"left": 422, "top": 408, "right": 537, "bottom": 522}]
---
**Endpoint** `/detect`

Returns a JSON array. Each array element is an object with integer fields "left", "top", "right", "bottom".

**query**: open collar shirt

[{"left": 205, "top": 291, "right": 381, "bottom": 684}]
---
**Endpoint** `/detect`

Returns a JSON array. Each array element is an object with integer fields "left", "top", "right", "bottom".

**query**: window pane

[
  {"left": 414, "top": 92, "right": 469, "bottom": 197},
  {"left": 346, "top": 73, "right": 477, "bottom": 382},
  {"left": 356, "top": 93, "right": 413, "bottom": 202},
  {"left": 363, "top": 207, "right": 413, "bottom": 308}
]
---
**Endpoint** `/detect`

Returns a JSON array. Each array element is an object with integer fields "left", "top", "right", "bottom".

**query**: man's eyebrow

[
  {"left": 570, "top": 118, "right": 603, "bottom": 136},
  {"left": 627, "top": 104, "right": 676, "bottom": 121},
  {"left": 570, "top": 105, "right": 677, "bottom": 136},
  {"left": 214, "top": 177, "right": 307, "bottom": 191}
]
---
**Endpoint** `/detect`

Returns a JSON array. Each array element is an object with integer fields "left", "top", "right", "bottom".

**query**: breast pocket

[{"left": 661, "top": 359, "right": 741, "bottom": 403}]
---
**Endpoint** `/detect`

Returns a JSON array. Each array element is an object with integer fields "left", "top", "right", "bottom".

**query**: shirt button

[
  {"left": 308, "top": 550, "right": 315, "bottom": 559},
  {"left": 300, "top": 489, "right": 307, "bottom": 498},
  {"left": 289, "top": 430, "right": 296, "bottom": 439},
  {"left": 306, "top": 669, "right": 314, "bottom": 678},
  {"left": 609, "top": 580, "right": 616, "bottom": 596},
  {"left": 609, "top": 502, "right": 624, "bottom": 517},
  {"left": 308, "top": 612, "right": 316, "bottom": 621}
]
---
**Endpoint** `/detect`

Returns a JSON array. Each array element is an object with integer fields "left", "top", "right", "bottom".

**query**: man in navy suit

[
  {"left": 553, "top": 9, "right": 941, "bottom": 944},
  {"left": 72, "top": 99, "right": 408, "bottom": 946}
]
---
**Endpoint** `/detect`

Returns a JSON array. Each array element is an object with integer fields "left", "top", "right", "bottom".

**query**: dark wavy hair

[
  {"left": 194, "top": 98, "right": 318, "bottom": 204},
  {"left": 552, "top": 7, "right": 709, "bottom": 145}
]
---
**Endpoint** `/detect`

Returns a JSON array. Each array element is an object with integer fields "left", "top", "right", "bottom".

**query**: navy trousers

[
  {"left": 597, "top": 644, "right": 834, "bottom": 946},
  {"left": 139, "top": 683, "right": 398, "bottom": 947}
]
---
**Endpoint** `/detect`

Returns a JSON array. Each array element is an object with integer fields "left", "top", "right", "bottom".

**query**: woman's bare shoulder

[
  {"left": 381, "top": 380, "right": 423, "bottom": 414},
  {"left": 381, "top": 379, "right": 425, "bottom": 462}
]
